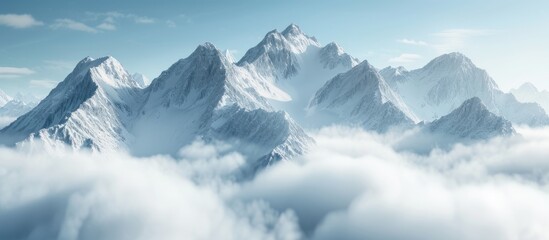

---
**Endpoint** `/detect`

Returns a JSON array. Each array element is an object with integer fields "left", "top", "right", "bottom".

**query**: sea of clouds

[{"left": 1, "top": 126, "right": 549, "bottom": 240}]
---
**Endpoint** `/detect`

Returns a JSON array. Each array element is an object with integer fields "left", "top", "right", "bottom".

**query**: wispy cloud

[
  {"left": 166, "top": 20, "right": 176, "bottom": 28},
  {"left": 97, "top": 22, "right": 116, "bottom": 31},
  {"left": 134, "top": 16, "right": 155, "bottom": 24},
  {"left": 389, "top": 53, "right": 422, "bottom": 63},
  {"left": 432, "top": 29, "right": 494, "bottom": 53},
  {"left": 0, "top": 14, "right": 43, "bottom": 29},
  {"left": 397, "top": 38, "right": 428, "bottom": 46},
  {"left": 42, "top": 60, "right": 75, "bottom": 71},
  {"left": 29, "top": 79, "right": 59, "bottom": 89},
  {"left": 51, "top": 19, "right": 98, "bottom": 33},
  {"left": 85, "top": 11, "right": 157, "bottom": 30},
  {"left": 0, "top": 67, "right": 35, "bottom": 78}
]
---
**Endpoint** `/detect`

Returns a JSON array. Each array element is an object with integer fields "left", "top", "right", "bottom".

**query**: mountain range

[
  {"left": 1, "top": 24, "right": 547, "bottom": 173},
  {"left": 511, "top": 82, "right": 549, "bottom": 114}
]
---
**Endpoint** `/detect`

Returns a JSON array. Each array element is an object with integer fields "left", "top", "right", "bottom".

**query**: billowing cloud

[
  {"left": 389, "top": 53, "right": 422, "bottom": 63},
  {"left": 0, "top": 14, "right": 43, "bottom": 29},
  {"left": 1, "top": 126, "right": 549, "bottom": 239},
  {"left": 239, "top": 126, "right": 549, "bottom": 240},
  {"left": 51, "top": 19, "right": 98, "bottom": 33},
  {"left": 0, "top": 143, "right": 301, "bottom": 240},
  {"left": 0, "top": 67, "right": 35, "bottom": 78}
]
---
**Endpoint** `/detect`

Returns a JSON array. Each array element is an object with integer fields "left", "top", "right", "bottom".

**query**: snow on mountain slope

[
  {"left": 132, "top": 43, "right": 311, "bottom": 169},
  {"left": 308, "top": 60, "right": 418, "bottom": 132},
  {"left": 0, "top": 56, "right": 142, "bottom": 150},
  {"left": 0, "top": 44, "right": 310, "bottom": 172},
  {"left": 511, "top": 82, "right": 549, "bottom": 113},
  {"left": 237, "top": 24, "right": 320, "bottom": 81},
  {"left": 0, "top": 89, "right": 12, "bottom": 107},
  {"left": 223, "top": 49, "right": 236, "bottom": 63},
  {"left": 319, "top": 42, "right": 360, "bottom": 70},
  {"left": 427, "top": 97, "right": 515, "bottom": 139},
  {"left": 131, "top": 73, "right": 150, "bottom": 88},
  {"left": 382, "top": 52, "right": 549, "bottom": 126},
  {"left": 379, "top": 66, "right": 411, "bottom": 86},
  {"left": 237, "top": 24, "right": 359, "bottom": 126}
]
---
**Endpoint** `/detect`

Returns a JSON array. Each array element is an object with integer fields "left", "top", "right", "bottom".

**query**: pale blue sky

[{"left": 1, "top": 0, "right": 548, "bottom": 96}]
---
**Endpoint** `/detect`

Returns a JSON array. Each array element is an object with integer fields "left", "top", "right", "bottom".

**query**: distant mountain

[
  {"left": 380, "top": 52, "right": 549, "bottom": 126},
  {"left": 0, "top": 100, "right": 35, "bottom": 119},
  {"left": 308, "top": 60, "right": 418, "bottom": 131},
  {"left": 427, "top": 97, "right": 515, "bottom": 139},
  {"left": 0, "top": 89, "right": 12, "bottom": 107},
  {"left": 510, "top": 82, "right": 549, "bottom": 113},
  {"left": 395, "top": 97, "right": 516, "bottom": 154},
  {"left": 131, "top": 73, "right": 150, "bottom": 88},
  {"left": 0, "top": 90, "right": 41, "bottom": 128}
]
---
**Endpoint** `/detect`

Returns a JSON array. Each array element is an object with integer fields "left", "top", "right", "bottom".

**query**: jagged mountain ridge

[
  {"left": 1, "top": 24, "right": 544, "bottom": 166},
  {"left": 0, "top": 43, "right": 312, "bottom": 172},
  {"left": 133, "top": 43, "right": 311, "bottom": 167},
  {"left": 0, "top": 56, "right": 142, "bottom": 150},
  {"left": 308, "top": 60, "right": 418, "bottom": 131},
  {"left": 237, "top": 24, "right": 360, "bottom": 126},
  {"left": 0, "top": 89, "right": 12, "bottom": 107},
  {"left": 380, "top": 52, "right": 549, "bottom": 126}
]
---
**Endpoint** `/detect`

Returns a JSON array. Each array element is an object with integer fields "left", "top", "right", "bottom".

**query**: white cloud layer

[
  {"left": 1, "top": 126, "right": 549, "bottom": 239},
  {"left": 0, "top": 14, "right": 43, "bottom": 29}
]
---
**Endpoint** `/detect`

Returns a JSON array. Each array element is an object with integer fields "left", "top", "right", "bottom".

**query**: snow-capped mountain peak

[
  {"left": 428, "top": 97, "right": 515, "bottom": 139},
  {"left": 423, "top": 52, "right": 477, "bottom": 73},
  {"left": 281, "top": 23, "right": 303, "bottom": 36},
  {"left": 0, "top": 55, "right": 141, "bottom": 150},
  {"left": 319, "top": 42, "right": 360, "bottom": 69},
  {"left": 0, "top": 89, "right": 13, "bottom": 107},
  {"left": 510, "top": 82, "right": 549, "bottom": 114},
  {"left": 237, "top": 24, "right": 321, "bottom": 80},
  {"left": 280, "top": 24, "right": 320, "bottom": 52},
  {"left": 223, "top": 49, "right": 236, "bottom": 63},
  {"left": 308, "top": 60, "right": 418, "bottom": 131},
  {"left": 515, "top": 82, "right": 540, "bottom": 93},
  {"left": 131, "top": 73, "right": 150, "bottom": 88}
]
